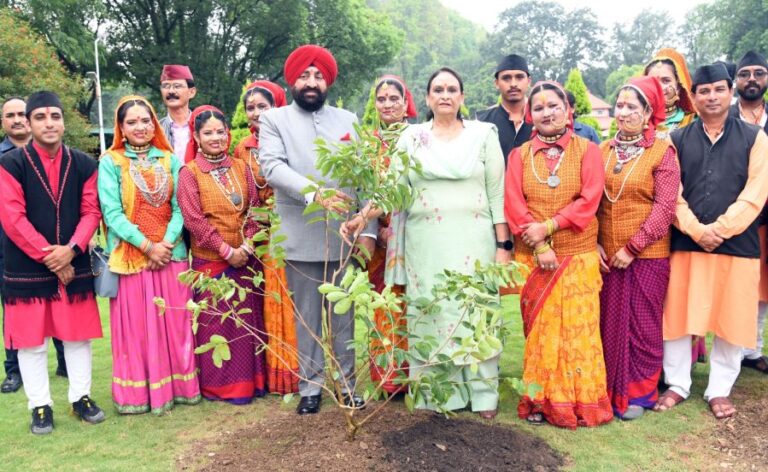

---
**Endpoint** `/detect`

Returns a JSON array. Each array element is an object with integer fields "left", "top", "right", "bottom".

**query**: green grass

[{"left": 0, "top": 297, "right": 765, "bottom": 471}]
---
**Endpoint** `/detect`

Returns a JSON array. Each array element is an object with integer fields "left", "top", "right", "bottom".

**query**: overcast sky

[{"left": 439, "top": 0, "right": 710, "bottom": 31}]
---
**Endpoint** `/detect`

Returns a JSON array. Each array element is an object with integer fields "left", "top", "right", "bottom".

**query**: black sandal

[{"left": 741, "top": 355, "right": 768, "bottom": 374}]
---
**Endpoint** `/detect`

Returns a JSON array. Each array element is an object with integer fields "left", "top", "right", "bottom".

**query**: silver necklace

[
  {"left": 247, "top": 148, "right": 268, "bottom": 190},
  {"left": 529, "top": 145, "right": 565, "bottom": 188},
  {"left": 210, "top": 166, "right": 245, "bottom": 210},
  {"left": 128, "top": 157, "right": 170, "bottom": 207},
  {"left": 603, "top": 147, "right": 643, "bottom": 203}
]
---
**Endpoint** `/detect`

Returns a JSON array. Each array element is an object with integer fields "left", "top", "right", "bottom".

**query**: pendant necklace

[
  {"left": 530, "top": 145, "right": 565, "bottom": 188},
  {"left": 210, "top": 166, "right": 245, "bottom": 210}
]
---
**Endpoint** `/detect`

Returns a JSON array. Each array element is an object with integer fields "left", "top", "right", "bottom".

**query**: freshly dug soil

[
  {"left": 185, "top": 401, "right": 563, "bottom": 471},
  {"left": 707, "top": 385, "right": 768, "bottom": 471},
  {"left": 381, "top": 414, "right": 563, "bottom": 471}
]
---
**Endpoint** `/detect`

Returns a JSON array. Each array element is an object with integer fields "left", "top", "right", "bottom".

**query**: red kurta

[{"left": 0, "top": 142, "right": 102, "bottom": 349}]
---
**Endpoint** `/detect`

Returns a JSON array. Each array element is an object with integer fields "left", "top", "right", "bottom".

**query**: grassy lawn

[{"left": 0, "top": 297, "right": 765, "bottom": 471}]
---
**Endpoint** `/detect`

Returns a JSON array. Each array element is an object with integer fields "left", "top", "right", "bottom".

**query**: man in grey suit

[{"left": 259, "top": 45, "right": 376, "bottom": 415}]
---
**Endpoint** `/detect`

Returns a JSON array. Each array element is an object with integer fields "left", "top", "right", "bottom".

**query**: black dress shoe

[
  {"left": 1, "top": 373, "right": 22, "bottom": 393},
  {"left": 296, "top": 395, "right": 322, "bottom": 415},
  {"left": 339, "top": 393, "right": 366, "bottom": 410}
]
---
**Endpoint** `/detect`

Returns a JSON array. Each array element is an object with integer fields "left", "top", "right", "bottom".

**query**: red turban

[
  {"left": 524, "top": 80, "right": 574, "bottom": 138},
  {"left": 377, "top": 74, "right": 418, "bottom": 119},
  {"left": 624, "top": 76, "right": 667, "bottom": 134},
  {"left": 246, "top": 80, "right": 287, "bottom": 108},
  {"left": 160, "top": 64, "right": 193, "bottom": 82},
  {"left": 283, "top": 45, "right": 338, "bottom": 87},
  {"left": 184, "top": 105, "right": 230, "bottom": 164}
]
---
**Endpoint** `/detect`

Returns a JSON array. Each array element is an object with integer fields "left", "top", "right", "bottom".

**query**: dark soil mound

[
  {"left": 188, "top": 402, "right": 563, "bottom": 471},
  {"left": 381, "top": 415, "right": 563, "bottom": 472}
]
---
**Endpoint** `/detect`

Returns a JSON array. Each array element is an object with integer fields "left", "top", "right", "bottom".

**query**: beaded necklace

[
  {"left": 127, "top": 146, "right": 170, "bottom": 207},
  {"left": 208, "top": 161, "right": 245, "bottom": 210}
]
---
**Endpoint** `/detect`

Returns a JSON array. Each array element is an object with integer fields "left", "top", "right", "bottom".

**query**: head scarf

[
  {"left": 184, "top": 105, "right": 231, "bottom": 164},
  {"left": 242, "top": 80, "right": 287, "bottom": 148},
  {"left": 25, "top": 91, "right": 63, "bottom": 118},
  {"left": 376, "top": 74, "right": 418, "bottom": 119},
  {"left": 620, "top": 76, "right": 667, "bottom": 140},
  {"left": 524, "top": 80, "right": 574, "bottom": 138},
  {"left": 692, "top": 63, "right": 733, "bottom": 92},
  {"left": 109, "top": 95, "right": 172, "bottom": 153},
  {"left": 646, "top": 48, "right": 695, "bottom": 114},
  {"left": 245, "top": 80, "right": 287, "bottom": 109},
  {"left": 283, "top": 45, "right": 338, "bottom": 87},
  {"left": 160, "top": 64, "right": 194, "bottom": 82}
]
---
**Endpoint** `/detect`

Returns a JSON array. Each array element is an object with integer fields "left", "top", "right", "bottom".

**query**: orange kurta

[{"left": 666, "top": 131, "right": 768, "bottom": 348}]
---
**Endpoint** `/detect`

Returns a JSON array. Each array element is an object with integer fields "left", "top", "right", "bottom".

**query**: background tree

[
  {"left": 607, "top": 10, "right": 675, "bottom": 70},
  {"left": 677, "top": 3, "right": 723, "bottom": 68},
  {"left": 604, "top": 64, "right": 644, "bottom": 105},
  {"left": 0, "top": 9, "right": 94, "bottom": 150},
  {"left": 486, "top": 2, "right": 604, "bottom": 84},
  {"left": 102, "top": 0, "right": 401, "bottom": 116},
  {"left": 564, "top": 69, "right": 592, "bottom": 117}
]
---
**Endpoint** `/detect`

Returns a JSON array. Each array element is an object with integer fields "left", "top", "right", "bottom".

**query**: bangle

[
  {"left": 143, "top": 241, "right": 154, "bottom": 255},
  {"left": 545, "top": 219, "right": 555, "bottom": 237},
  {"left": 533, "top": 243, "right": 551, "bottom": 255},
  {"left": 224, "top": 246, "right": 235, "bottom": 260}
]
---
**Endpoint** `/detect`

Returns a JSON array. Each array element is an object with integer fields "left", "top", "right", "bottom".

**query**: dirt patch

[
  {"left": 182, "top": 401, "right": 563, "bottom": 471},
  {"left": 707, "top": 387, "right": 768, "bottom": 471},
  {"left": 381, "top": 415, "right": 563, "bottom": 471}
]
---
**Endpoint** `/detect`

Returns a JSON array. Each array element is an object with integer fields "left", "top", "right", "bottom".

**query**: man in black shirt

[{"left": 476, "top": 54, "right": 532, "bottom": 164}]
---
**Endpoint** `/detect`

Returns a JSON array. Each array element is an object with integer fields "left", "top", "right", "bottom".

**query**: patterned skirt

[
  {"left": 193, "top": 256, "right": 267, "bottom": 404},
  {"left": 600, "top": 258, "right": 668, "bottom": 418},
  {"left": 516, "top": 251, "right": 613, "bottom": 429}
]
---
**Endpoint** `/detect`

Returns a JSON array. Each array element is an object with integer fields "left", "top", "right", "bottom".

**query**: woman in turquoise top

[{"left": 97, "top": 95, "right": 200, "bottom": 414}]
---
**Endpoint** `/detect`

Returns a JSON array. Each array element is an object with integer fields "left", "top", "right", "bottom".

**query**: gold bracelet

[
  {"left": 545, "top": 219, "right": 555, "bottom": 237},
  {"left": 533, "top": 243, "right": 551, "bottom": 255}
]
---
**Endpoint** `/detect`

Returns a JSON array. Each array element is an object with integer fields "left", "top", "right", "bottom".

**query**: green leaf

[
  {"left": 153, "top": 297, "right": 166, "bottom": 316},
  {"left": 404, "top": 393, "right": 415, "bottom": 413},
  {"left": 283, "top": 393, "right": 294, "bottom": 404},
  {"left": 333, "top": 297, "right": 352, "bottom": 315},
  {"left": 325, "top": 291, "right": 347, "bottom": 303}
]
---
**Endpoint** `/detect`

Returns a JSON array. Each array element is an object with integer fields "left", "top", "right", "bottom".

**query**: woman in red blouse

[{"left": 504, "top": 81, "right": 612, "bottom": 429}]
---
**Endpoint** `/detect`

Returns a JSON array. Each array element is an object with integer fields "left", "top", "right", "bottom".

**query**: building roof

[{"left": 588, "top": 92, "right": 611, "bottom": 110}]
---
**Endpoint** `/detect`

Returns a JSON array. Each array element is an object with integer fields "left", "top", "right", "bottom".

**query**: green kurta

[{"left": 394, "top": 120, "right": 505, "bottom": 411}]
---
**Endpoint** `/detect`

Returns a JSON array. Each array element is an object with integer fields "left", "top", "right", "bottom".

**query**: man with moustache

[
  {"left": 656, "top": 64, "right": 768, "bottom": 419},
  {"left": 259, "top": 45, "right": 376, "bottom": 415},
  {"left": 476, "top": 54, "right": 533, "bottom": 163},
  {"left": 0, "top": 97, "right": 68, "bottom": 394},
  {"left": 158, "top": 64, "right": 197, "bottom": 160},
  {"left": 0, "top": 91, "right": 105, "bottom": 434},
  {"left": 729, "top": 51, "right": 768, "bottom": 374}
]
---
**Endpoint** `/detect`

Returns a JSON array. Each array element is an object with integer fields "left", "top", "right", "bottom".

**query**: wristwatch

[
  {"left": 496, "top": 240, "right": 513, "bottom": 251},
  {"left": 68, "top": 242, "right": 82, "bottom": 257}
]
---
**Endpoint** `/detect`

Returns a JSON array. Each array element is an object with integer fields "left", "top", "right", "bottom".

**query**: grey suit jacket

[{"left": 259, "top": 102, "right": 377, "bottom": 262}]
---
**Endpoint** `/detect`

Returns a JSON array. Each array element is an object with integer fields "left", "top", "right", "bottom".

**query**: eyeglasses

[
  {"left": 736, "top": 69, "right": 768, "bottom": 80},
  {"left": 160, "top": 83, "right": 188, "bottom": 91}
]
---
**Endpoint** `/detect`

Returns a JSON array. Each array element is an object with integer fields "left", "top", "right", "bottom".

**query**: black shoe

[
  {"left": 338, "top": 393, "right": 366, "bottom": 410},
  {"left": 72, "top": 395, "right": 105, "bottom": 424},
  {"left": 30, "top": 405, "right": 54, "bottom": 435},
  {"left": 1, "top": 373, "right": 22, "bottom": 393},
  {"left": 296, "top": 394, "right": 322, "bottom": 415},
  {"left": 55, "top": 365, "right": 68, "bottom": 378}
]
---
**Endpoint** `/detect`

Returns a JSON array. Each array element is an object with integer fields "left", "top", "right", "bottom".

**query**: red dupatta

[{"left": 519, "top": 256, "right": 573, "bottom": 338}]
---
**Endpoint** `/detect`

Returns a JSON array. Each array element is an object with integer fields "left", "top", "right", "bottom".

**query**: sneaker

[
  {"left": 30, "top": 405, "right": 54, "bottom": 435},
  {"left": 71, "top": 395, "right": 105, "bottom": 424}
]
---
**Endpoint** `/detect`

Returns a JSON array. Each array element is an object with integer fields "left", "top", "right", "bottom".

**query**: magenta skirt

[{"left": 110, "top": 261, "right": 201, "bottom": 414}]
